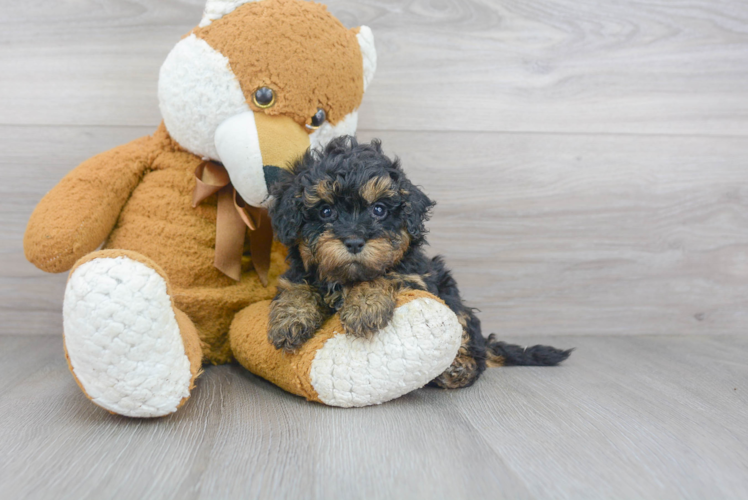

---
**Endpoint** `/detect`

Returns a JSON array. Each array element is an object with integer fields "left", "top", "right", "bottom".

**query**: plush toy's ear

[
  {"left": 200, "top": 0, "right": 265, "bottom": 27},
  {"left": 356, "top": 26, "right": 377, "bottom": 92}
]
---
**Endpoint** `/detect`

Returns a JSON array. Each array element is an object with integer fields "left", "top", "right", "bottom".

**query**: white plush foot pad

[
  {"left": 63, "top": 257, "right": 192, "bottom": 418},
  {"left": 309, "top": 298, "right": 463, "bottom": 408}
]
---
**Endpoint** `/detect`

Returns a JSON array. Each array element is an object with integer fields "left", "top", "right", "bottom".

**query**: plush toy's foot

[
  {"left": 63, "top": 251, "right": 203, "bottom": 418},
  {"left": 230, "top": 290, "right": 462, "bottom": 408}
]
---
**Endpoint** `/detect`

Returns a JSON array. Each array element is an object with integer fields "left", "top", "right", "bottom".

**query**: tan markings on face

[
  {"left": 304, "top": 179, "right": 336, "bottom": 207},
  {"left": 310, "top": 230, "right": 410, "bottom": 283},
  {"left": 360, "top": 176, "right": 396, "bottom": 205},
  {"left": 357, "top": 237, "right": 397, "bottom": 272},
  {"left": 314, "top": 231, "right": 353, "bottom": 281},
  {"left": 298, "top": 241, "right": 315, "bottom": 271},
  {"left": 194, "top": 0, "right": 364, "bottom": 128}
]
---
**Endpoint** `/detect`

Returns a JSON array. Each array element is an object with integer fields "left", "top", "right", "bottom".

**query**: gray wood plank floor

[{"left": 0, "top": 334, "right": 746, "bottom": 500}]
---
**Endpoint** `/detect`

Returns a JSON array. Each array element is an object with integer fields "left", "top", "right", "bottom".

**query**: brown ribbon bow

[{"left": 192, "top": 160, "right": 273, "bottom": 286}]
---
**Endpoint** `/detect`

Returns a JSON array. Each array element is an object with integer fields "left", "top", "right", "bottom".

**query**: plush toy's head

[{"left": 159, "top": 0, "right": 377, "bottom": 207}]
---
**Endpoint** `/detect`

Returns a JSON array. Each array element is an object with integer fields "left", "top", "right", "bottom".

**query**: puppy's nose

[{"left": 343, "top": 237, "right": 366, "bottom": 254}]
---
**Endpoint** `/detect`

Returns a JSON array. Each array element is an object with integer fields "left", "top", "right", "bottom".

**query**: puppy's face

[
  {"left": 269, "top": 137, "right": 434, "bottom": 284},
  {"left": 298, "top": 175, "right": 411, "bottom": 284}
]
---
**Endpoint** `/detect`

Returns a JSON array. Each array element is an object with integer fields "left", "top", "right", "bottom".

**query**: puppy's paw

[
  {"left": 340, "top": 279, "right": 397, "bottom": 338},
  {"left": 268, "top": 280, "right": 327, "bottom": 353},
  {"left": 267, "top": 317, "right": 317, "bottom": 353},
  {"left": 431, "top": 328, "right": 481, "bottom": 389},
  {"left": 431, "top": 353, "right": 480, "bottom": 389}
]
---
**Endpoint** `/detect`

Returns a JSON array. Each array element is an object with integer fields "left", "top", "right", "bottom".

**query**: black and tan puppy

[{"left": 265, "top": 137, "right": 571, "bottom": 389}]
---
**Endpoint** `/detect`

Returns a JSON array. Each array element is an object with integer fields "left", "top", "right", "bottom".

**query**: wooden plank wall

[{"left": 2, "top": 0, "right": 748, "bottom": 336}]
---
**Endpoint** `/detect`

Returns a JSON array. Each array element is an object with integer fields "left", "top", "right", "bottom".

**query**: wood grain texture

[
  {"left": 0, "top": 334, "right": 745, "bottom": 499},
  {"left": 3, "top": 0, "right": 748, "bottom": 337},
  {"left": 1, "top": 0, "right": 747, "bottom": 134},
  {"left": 5, "top": 125, "right": 748, "bottom": 336}
]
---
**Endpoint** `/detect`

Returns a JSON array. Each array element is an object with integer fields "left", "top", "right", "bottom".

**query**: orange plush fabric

[
  {"left": 26, "top": 124, "right": 287, "bottom": 364},
  {"left": 24, "top": 136, "right": 154, "bottom": 274},
  {"left": 195, "top": 0, "right": 364, "bottom": 128},
  {"left": 24, "top": 0, "right": 369, "bottom": 366}
]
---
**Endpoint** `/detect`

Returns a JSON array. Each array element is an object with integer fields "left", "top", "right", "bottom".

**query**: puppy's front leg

[
  {"left": 339, "top": 278, "right": 398, "bottom": 338},
  {"left": 269, "top": 278, "right": 330, "bottom": 352}
]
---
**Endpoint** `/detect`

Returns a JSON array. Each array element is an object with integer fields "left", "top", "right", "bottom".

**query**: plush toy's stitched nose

[{"left": 344, "top": 237, "right": 366, "bottom": 254}]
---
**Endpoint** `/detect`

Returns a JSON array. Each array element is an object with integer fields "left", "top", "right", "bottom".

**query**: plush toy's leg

[
  {"left": 63, "top": 250, "right": 203, "bottom": 418},
  {"left": 229, "top": 290, "right": 462, "bottom": 408}
]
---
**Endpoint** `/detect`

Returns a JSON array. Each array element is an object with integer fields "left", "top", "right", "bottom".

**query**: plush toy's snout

[
  {"left": 158, "top": 33, "right": 312, "bottom": 207},
  {"left": 215, "top": 111, "right": 310, "bottom": 206}
]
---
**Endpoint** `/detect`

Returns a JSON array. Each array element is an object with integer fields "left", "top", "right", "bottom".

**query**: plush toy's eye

[
  {"left": 319, "top": 204, "right": 335, "bottom": 221},
  {"left": 371, "top": 203, "right": 388, "bottom": 220},
  {"left": 307, "top": 108, "right": 327, "bottom": 130},
  {"left": 253, "top": 87, "right": 275, "bottom": 109}
]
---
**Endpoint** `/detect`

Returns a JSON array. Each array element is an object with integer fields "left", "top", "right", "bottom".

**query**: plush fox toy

[{"left": 24, "top": 0, "right": 464, "bottom": 416}]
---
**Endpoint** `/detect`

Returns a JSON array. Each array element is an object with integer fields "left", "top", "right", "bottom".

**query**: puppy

[{"left": 265, "top": 137, "right": 571, "bottom": 389}]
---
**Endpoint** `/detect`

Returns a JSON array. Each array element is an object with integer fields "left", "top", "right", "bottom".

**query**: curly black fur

[{"left": 266, "top": 136, "right": 572, "bottom": 387}]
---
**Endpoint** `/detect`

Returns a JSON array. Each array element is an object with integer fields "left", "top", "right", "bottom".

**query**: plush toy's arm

[
  {"left": 230, "top": 290, "right": 464, "bottom": 408},
  {"left": 24, "top": 136, "right": 155, "bottom": 273}
]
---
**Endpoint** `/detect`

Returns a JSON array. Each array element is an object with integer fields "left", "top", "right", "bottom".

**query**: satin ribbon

[{"left": 192, "top": 161, "right": 273, "bottom": 286}]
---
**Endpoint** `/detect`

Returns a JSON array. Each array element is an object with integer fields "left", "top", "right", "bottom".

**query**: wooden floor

[
  {"left": 3, "top": 0, "right": 748, "bottom": 498},
  {"left": 0, "top": 334, "right": 746, "bottom": 499}
]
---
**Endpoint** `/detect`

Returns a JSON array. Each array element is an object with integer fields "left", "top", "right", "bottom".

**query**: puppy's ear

[
  {"left": 269, "top": 184, "right": 305, "bottom": 247},
  {"left": 265, "top": 145, "right": 317, "bottom": 195},
  {"left": 263, "top": 165, "right": 294, "bottom": 196},
  {"left": 266, "top": 164, "right": 306, "bottom": 247},
  {"left": 402, "top": 180, "right": 435, "bottom": 243}
]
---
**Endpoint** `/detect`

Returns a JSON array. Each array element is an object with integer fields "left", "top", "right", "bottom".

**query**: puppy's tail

[{"left": 485, "top": 334, "right": 573, "bottom": 367}]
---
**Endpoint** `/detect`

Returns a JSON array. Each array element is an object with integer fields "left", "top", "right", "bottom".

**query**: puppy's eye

[
  {"left": 371, "top": 203, "right": 388, "bottom": 219},
  {"left": 319, "top": 204, "right": 335, "bottom": 221},
  {"left": 307, "top": 108, "right": 327, "bottom": 130},
  {"left": 253, "top": 87, "right": 275, "bottom": 109}
]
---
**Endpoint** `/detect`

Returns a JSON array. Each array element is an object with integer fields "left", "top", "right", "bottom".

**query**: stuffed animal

[{"left": 24, "top": 0, "right": 464, "bottom": 416}]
